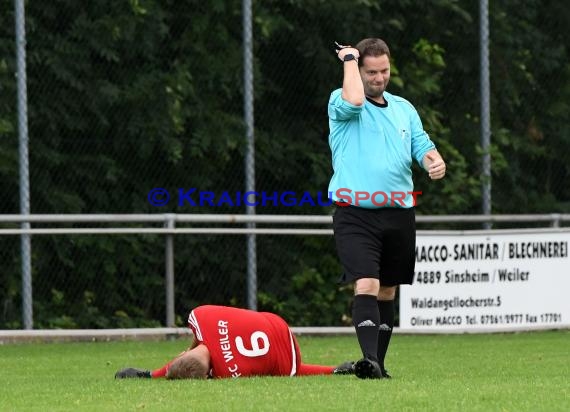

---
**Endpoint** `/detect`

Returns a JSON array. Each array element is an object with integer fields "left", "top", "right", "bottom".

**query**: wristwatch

[{"left": 343, "top": 53, "right": 357, "bottom": 62}]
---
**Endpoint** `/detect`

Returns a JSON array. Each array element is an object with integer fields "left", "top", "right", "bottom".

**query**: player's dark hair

[{"left": 355, "top": 38, "right": 391, "bottom": 66}]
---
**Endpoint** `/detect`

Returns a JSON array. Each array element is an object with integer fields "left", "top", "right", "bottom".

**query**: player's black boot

[
  {"left": 354, "top": 358, "right": 383, "bottom": 379},
  {"left": 332, "top": 361, "right": 355, "bottom": 375},
  {"left": 115, "top": 367, "right": 152, "bottom": 379}
]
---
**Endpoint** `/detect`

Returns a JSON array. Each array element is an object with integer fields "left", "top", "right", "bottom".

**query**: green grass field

[{"left": 1, "top": 331, "right": 568, "bottom": 411}]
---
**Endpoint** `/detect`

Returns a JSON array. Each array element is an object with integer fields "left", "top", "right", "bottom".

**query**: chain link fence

[{"left": 1, "top": 0, "right": 568, "bottom": 329}]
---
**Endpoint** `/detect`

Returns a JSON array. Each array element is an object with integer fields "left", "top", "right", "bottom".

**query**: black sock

[
  {"left": 377, "top": 300, "right": 395, "bottom": 370},
  {"left": 352, "top": 294, "right": 380, "bottom": 361}
]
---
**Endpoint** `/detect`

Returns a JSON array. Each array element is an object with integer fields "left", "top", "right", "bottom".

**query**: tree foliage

[{"left": 0, "top": 0, "right": 567, "bottom": 327}]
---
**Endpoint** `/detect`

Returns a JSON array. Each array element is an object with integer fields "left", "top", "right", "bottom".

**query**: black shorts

[{"left": 332, "top": 204, "right": 416, "bottom": 286}]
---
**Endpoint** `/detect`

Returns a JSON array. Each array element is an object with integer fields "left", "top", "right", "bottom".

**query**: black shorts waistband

[{"left": 334, "top": 201, "right": 413, "bottom": 211}]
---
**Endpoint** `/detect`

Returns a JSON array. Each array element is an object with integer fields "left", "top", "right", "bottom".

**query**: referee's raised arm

[{"left": 335, "top": 43, "right": 364, "bottom": 106}]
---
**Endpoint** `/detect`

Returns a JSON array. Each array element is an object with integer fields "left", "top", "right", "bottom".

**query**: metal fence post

[
  {"left": 14, "top": 0, "right": 32, "bottom": 329},
  {"left": 164, "top": 214, "right": 176, "bottom": 327},
  {"left": 480, "top": 0, "right": 492, "bottom": 230},
  {"left": 242, "top": 0, "right": 257, "bottom": 310}
]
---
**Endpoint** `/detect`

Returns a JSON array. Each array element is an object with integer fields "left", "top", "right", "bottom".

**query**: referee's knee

[
  {"left": 354, "top": 278, "right": 380, "bottom": 295},
  {"left": 378, "top": 285, "right": 397, "bottom": 300}
]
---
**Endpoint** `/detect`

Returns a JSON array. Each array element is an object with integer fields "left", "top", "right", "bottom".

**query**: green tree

[{"left": 0, "top": 0, "right": 567, "bottom": 328}]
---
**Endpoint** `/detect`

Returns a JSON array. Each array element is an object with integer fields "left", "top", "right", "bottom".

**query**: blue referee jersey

[{"left": 327, "top": 89, "right": 435, "bottom": 208}]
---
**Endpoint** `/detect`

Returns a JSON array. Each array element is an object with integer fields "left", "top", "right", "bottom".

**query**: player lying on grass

[{"left": 115, "top": 305, "right": 355, "bottom": 379}]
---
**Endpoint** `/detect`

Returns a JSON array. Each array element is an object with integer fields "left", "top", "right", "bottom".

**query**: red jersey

[{"left": 187, "top": 305, "right": 301, "bottom": 378}]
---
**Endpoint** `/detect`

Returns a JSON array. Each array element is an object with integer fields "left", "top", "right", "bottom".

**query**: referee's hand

[
  {"left": 425, "top": 152, "right": 446, "bottom": 180},
  {"left": 334, "top": 41, "right": 359, "bottom": 62}
]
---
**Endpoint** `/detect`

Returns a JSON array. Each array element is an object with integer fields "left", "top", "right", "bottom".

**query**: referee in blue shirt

[{"left": 328, "top": 38, "right": 446, "bottom": 379}]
